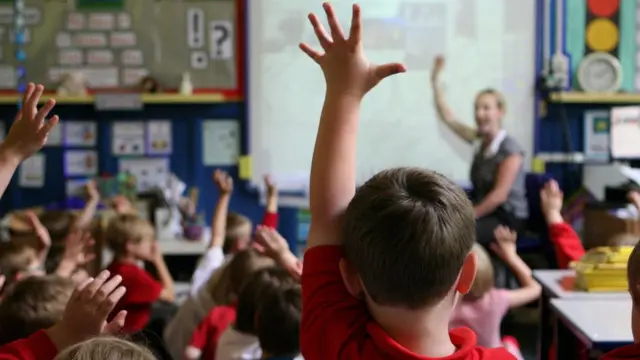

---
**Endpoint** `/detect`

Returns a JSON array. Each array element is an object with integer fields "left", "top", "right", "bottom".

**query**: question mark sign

[{"left": 214, "top": 24, "right": 229, "bottom": 56}]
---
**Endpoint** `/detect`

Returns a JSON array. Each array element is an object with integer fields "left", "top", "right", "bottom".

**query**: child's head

[
  {"left": 106, "top": 214, "right": 155, "bottom": 259},
  {"left": 0, "top": 241, "right": 42, "bottom": 287},
  {"left": 0, "top": 275, "right": 74, "bottom": 344},
  {"left": 608, "top": 233, "right": 640, "bottom": 247},
  {"left": 341, "top": 168, "right": 476, "bottom": 310},
  {"left": 208, "top": 249, "right": 274, "bottom": 305},
  {"left": 465, "top": 244, "right": 494, "bottom": 301},
  {"left": 54, "top": 336, "right": 155, "bottom": 360},
  {"left": 235, "top": 266, "right": 297, "bottom": 334},
  {"left": 223, "top": 213, "right": 253, "bottom": 254},
  {"left": 257, "top": 285, "right": 302, "bottom": 358}
]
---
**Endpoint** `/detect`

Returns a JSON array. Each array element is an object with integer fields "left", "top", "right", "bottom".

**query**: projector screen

[{"left": 248, "top": 0, "right": 535, "bottom": 193}]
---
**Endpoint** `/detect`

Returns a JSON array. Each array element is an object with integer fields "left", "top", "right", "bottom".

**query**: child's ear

[
  {"left": 455, "top": 252, "right": 477, "bottom": 295},
  {"left": 339, "top": 258, "right": 364, "bottom": 298}
]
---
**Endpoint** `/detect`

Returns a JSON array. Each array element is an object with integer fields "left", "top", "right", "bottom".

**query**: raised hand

[
  {"left": 628, "top": 190, "right": 640, "bottom": 211},
  {"left": 85, "top": 179, "right": 100, "bottom": 200},
  {"left": 255, "top": 226, "right": 302, "bottom": 281},
  {"left": 62, "top": 230, "right": 96, "bottom": 268},
  {"left": 540, "top": 180, "right": 563, "bottom": 215},
  {"left": 264, "top": 175, "right": 277, "bottom": 197},
  {"left": 299, "top": 3, "right": 406, "bottom": 99},
  {"left": 2, "top": 83, "right": 59, "bottom": 161},
  {"left": 213, "top": 169, "right": 233, "bottom": 194},
  {"left": 431, "top": 55, "right": 445, "bottom": 83},
  {"left": 490, "top": 226, "right": 517, "bottom": 259},
  {"left": 25, "top": 210, "right": 51, "bottom": 250}
]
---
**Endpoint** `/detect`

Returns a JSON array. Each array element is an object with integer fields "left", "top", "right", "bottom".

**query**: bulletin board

[{"left": 0, "top": 0, "right": 237, "bottom": 90}]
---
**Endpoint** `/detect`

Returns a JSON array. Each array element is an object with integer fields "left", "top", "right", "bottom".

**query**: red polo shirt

[
  {"left": 0, "top": 330, "right": 57, "bottom": 360},
  {"left": 188, "top": 304, "right": 237, "bottom": 360},
  {"left": 300, "top": 246, "right": 516, "bottom": 360}
]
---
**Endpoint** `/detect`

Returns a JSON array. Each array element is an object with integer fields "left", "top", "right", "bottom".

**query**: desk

[
  {"left": 551, "top": 299, "right": 632, "bottom": 358},
  {"left": 533, "top": 270, "right": 629, "bottom": 360}
]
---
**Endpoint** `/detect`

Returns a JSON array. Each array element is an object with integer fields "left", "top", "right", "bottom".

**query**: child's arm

[
  {"left": 255, "top": 226, "right": 302, "bottom": 281},
  {"left": 491, "top": 226, "right": 542, "bottom": 308},
  {"left": 151, "top": 243, "right": 176, "bottom": 302},
  {"left": 300, "top": 3, "right": 405, "bottom": 248},
  {"left": 261, "top": 175, "right": 279, "bottom": 228},
  {"left": 55, "top": 231, "right": 95, "bottom": 278},
  {"left": 0, "top": 84, "right": 58, "bottom": 201},
  {"left": 541, "top": 179, "right": 584, "bottom": 268},
  {"left": 190, "top": 170, "right": 232, "bottom": 294},
  {"left": 72, "top": 180, "right": 100, "bottom": 231},
  {"left": 183, "top": 317, "right": 211, "bottom": 360},
  {"left": 25, "top": 211, "right": 51, "bottom": 266}
]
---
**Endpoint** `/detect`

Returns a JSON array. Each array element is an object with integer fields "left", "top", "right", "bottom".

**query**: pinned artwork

[
  {"left": 112, "top": 121, "right": 145, "bottom": 155},
  {"left": 64, "top": 150, "right": 98, "bottom": 176},
  {"left": 118, "top": 157, "right": 170, "bottom": 192},
  {"left": 146, "top": 120, "right": 172, "bottom": 155},
  {"left": 64, "top": 120, "right": 97, "bottom": 147},
  {"left": 202, "top": 119, "right": 240, "bottom": 166},
  {"left": 19, "top": 153, "right": 45, "bottom": 188},
  {"left": 45, "top": 120, "right": 63, "bottom": 146}
]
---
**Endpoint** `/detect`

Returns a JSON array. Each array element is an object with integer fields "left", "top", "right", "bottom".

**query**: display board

[
  {"left": 0, "top": 0, "right": 236, "bottom": 90},
  {"left": 248, "top": 0, "right": 535, "bottom": 191}
]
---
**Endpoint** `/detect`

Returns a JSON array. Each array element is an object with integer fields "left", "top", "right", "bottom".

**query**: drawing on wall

[
  {"left": 66, "top": 179, "right": 89, "bottom": 197},
  {"left": 112, "top": 121, "right": 145, "bottom": 155},
  {"left": 146, "top": 120, "right": 172, "bottom": 155},
  {"left": 64, "top": 120, "right": 97, "bottom": 146},
  {"left": 19, "top": 153, "right": 45, "bottom": 188},
  {"left": 118, "top": 157, "right": 170, "bottom": 192},
  {"left": 202, "top": 119, "right": 240, "bottom": 166},
  {"left": 64, "top": 150, "right": 98, "bottom": 176}
]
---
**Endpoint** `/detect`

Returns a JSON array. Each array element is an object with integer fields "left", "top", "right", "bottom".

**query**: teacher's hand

[{"left": 431, "top": 55, "right": 445, "bottom": 84}]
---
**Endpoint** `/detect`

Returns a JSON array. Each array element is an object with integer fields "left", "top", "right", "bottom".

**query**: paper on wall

[
  {"left": 112, "top": 121, "right": 145, "bottom": 155},
  {"left": 202, "top": 119, "right": 240, "bottom": 166},
  {"left": 19, "top": 153, "right": 45, "bottom": 188},
  {"left": 66, "top": 179, "right": 89, "bottom": 197},
  {"left": 64, "top": 150, "right": 98, "bottom": 176},
  {"left": 119, "top": 157, "right": 170, "bottom": 192},
  {"left": 64, "top": 120, "right": 97, "bottom": 146},
  {"left": 146, "top": 120, "right": 172, "bottom": 155},
  {"left": 45, "top": 120, "right": 63, "bottom": 146}
]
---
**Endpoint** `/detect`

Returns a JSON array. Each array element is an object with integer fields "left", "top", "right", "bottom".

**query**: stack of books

[{"left": 572, "top": 246, "right": 633, "bottom": 292}]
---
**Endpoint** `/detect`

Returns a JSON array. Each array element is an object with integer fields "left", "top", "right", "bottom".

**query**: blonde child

[
  {"left": 54, "top": 337, "right": 154, "bottom": 360},
  {"left": 105, "top": 214, "right": 175, "bottom": 333}
]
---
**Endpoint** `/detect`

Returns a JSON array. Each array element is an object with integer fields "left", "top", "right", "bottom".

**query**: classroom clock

[{"left": 577, "top": 52, "right": 622, "bottom": 93}]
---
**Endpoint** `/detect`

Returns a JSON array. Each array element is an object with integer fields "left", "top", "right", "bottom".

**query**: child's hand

[
  {"left": 299, "top": 3, "right": 406, "bottom": 99},
  {"left": 26, "top": 210, "right": 51, "bottom": 249},
  {"left": 255, "top": 226, "right": 301, "bottom": 281},
  {"left": 62, "top": 230, "right": 96, "bottom": 268},
  {"left": 213, "top": 169, "right": 233, "bottom": 195},
  {"left": 490, "top": 226, "right": 518, "bottom": 259},
  {"left": 431, "top": 55, "right": 445, "bottom": 83},
  {"left": 264, "top": 175, "right": 277, "bottom": 198},
  {"left": 540, "top": 180, "right": 563, "bottom": 215},
  {"left": 85, "top": 179, "right": 100, "bottom": 200},
  {"left": 628, "top": 190, "right": 640, "bottom": 210},
  {"left": 1, "top": 83, "right": 59, "bottom": 162},
  {"left": 46, "top": 270, "right": 127, "bottom": 350}
]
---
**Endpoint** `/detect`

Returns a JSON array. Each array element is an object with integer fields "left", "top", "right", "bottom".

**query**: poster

[
  {"left": 66, "top": 179, "right": 88, "bottom": 197},
  {"left": 118, "top": 157, "right": 170, "bottom": 192},
  {"left": 112, "top": 122, "right": 145, "bottom": 155},
  {"left": 610, "top": 106, "right": 640, "bottom": 159},
  {"left": 146, "top": 120, "right": 172, "bottom": 155},
  {"left": 202, "top": 119, "right": 240, "bottom": 165},
  {"left": 583, "top": 110, "right": 610, "bottom": 162},
  {"left": 64, "top": 121, "right": 97, "bottom": 147},
  {"left": 44, "top": 120, "right": 63, "bottom": 146},
  {"left": 19, "top": 153, "right": 45, "bottom": 188},
  {"left": 64, "top": 150, "right": 98, "bottom": 176}
]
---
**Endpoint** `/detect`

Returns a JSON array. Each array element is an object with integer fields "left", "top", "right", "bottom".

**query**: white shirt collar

[{"left": 477, "top": 129, "right": 507, "bottom": 158}]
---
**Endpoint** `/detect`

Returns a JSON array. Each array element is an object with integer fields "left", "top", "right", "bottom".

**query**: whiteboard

[{"left": 248, "top": 0, "right": 535, "bottom": 192}]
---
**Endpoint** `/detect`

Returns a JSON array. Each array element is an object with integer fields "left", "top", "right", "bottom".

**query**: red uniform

[{"left": 188, "top": 304, "right": 237, "bottom": 360}]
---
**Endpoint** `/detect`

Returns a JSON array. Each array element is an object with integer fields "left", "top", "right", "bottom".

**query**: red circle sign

[{"left": 587, "top": 0, "right": 619, "bottom": 17}]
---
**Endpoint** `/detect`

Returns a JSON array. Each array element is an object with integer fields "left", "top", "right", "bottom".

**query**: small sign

[{"left": 94, "top": 93, "right": 143, "bottom": 111}]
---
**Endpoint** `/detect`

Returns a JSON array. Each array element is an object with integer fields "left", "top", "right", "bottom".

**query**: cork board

[{"left": 0, "top": 0, "right": 236, "bottom": 90}]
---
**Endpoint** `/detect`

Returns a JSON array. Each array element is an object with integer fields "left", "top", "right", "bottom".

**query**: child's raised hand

[
  {"left": 255, "top": 225, "right": 289, "bottom": 258},
  {"left": 490, "top": 226, "right": 517, "bottom": 259},
  {"left": 264, "top": 175, "right": 277, "bottom": 197},
  {"left": 431, "top": 55, "right": 445, "bottom": 83},
  {"left": 26, "top": 210, "right": 51, "bottom": 249},
  {"left": 299, "top": 3, "right": 406, "bottom": 99},
  {"left": 540, "top": 179, "right": 563, "bottom": 215},
  {"left": 46, "top": 270, "right": 127, "bottom": 350},
  {"left": 85, "top": 179, "right": 100, "bottom": 200},
  {"left": 213, "top": 169, "right": 233, "bottom": 194},
  {"left": 62, "top": 230, "right": 96, "bottom": 267},
  {"left": 1, "top": 83, "right": 59, "bottom": 161}
]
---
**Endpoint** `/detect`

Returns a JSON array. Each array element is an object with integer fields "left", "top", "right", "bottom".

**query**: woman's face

[{"left": 474, "top": 93, "right": 504, "bottom": 137}]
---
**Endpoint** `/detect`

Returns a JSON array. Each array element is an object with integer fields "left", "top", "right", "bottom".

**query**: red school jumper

[
  {"left": 188, "top": 304, "right": 237, "bottom": 360},
  {"left": 0, "top": 330, "right": 57, "bottom": 360}
]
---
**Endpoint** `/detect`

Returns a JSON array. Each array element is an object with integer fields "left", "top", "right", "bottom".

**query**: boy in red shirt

[
  {"left": 298, "top": 3, "right": 515, "bottom": 359},
  {"left": 105, "top": 214, "right": 176, "bottom": 333}
]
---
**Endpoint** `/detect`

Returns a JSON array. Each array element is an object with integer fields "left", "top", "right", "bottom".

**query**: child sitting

[
  {"left": 105, "top": 213, "right": 175, "bottom": 333},
  {"left": 0, "top": 275, "right": 74, "bottom": 344},
  {"left": 165, "top": 249, "right": 274, "bottom": 360},
  {"left": 450, "top": 227, "right": 541, "bottom": 359},
  {"left": 0, "top": 241, "right": 44, "bottom": 292},
  {"left": 297, "top": 3, "right": 515, "bottom": 359},
  {"left": 215, "top": 267, "right": 297, "bottom": 360},
  {"left": 256, "top": 285, "right": 302, "bottom": 360}
]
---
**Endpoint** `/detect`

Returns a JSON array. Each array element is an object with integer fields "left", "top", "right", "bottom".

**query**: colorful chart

[{"left": 585, "top": 0, "right": 619, "bottom": 55}]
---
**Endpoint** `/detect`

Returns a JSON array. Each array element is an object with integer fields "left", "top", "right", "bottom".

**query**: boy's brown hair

[
  {"left": 105, "top": 214, "right": 155, "bottom": 255},
  {"left": 235, "top": 266, "right": 297, "bottom": 334},
  {"left": 0, "top": 275, "right": 74, "bottom": 344},
  {"left": 0, "top": 241, "right": 38, "bottom": 281},
  {"left": 342, "top": 168, "right": 475, "bottom": 309},
  {"left": 257, "top": 285, "right": 302, "bottom": 357},
  {"left": 207, "top": 249, "right": 274, "bottom": 305},
  {"left": 466, "top": 244, "right": 494, "bottom": 300},
  {"left": 223, "top": 212, "right": 252, "bottom": 254}
]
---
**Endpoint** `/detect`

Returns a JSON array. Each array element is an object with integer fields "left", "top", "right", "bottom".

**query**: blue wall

[{"left": 0, "top": 102, "right": 299, "bottom": 247}]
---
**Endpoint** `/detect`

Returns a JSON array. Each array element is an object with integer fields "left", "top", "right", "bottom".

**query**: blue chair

[{"left": 517, "top": 173, "right": 557, "bottom": 267}]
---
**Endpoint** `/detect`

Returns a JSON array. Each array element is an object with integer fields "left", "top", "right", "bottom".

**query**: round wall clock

[{"left": 577, "top": 52, "right": 622, "bottom": 93}]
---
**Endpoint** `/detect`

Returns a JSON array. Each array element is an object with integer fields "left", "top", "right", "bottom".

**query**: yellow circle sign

[{"left": 586, "top": 18, "right": 619, "bottom": 52}]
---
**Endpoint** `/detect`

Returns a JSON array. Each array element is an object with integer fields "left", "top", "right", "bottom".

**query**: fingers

[
  {"left": 81, "top": 270, "right": 110, "bottom": 301},
  {"left": 21, "top": 83, "right": 34, "bottom": 109},
  {"left": 94, "top": 274, "right": 122, "bottom": 304},
  {"left": 25, "top": 84, "right": 44, "bottom": 121},
  {"left": 103, "top": 310, "right": 127, "bottom": 335},
  {"left": 70, "top": 276, "right": 95, "bottom": 302},
  {"left": 12, "top": 110, "right": 22, "bottom": 123},
  {"left": 35, "top": 98, "right": 56, "bottom": 123},
  {"left": 96, "top": 285, "right": 126, "bottom": 319},
  {"left": 323, "top": 2, "right": 345, "bottom": 41},
  {"left": 299, "top": 43, "right": 322, "bottom": 63},
  {"left": 38, "top": 115, "right": 59, "bottom": 139},
  {"left": 348, "top": 4, "right": 362, "bottom": 45},
  {"left": 374, "top": 63, "right": 407, "bottom": 80},
  {"left": 308, "top": 12, "right": 331, "bottom": 49}
]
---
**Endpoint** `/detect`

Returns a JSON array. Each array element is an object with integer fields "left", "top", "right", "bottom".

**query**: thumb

[
  {"left": 374, "top": 63, "right": 407, "bottom": 80},
  {"left": 102, "top": 310, "right": 127, "bottom": 335}
]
